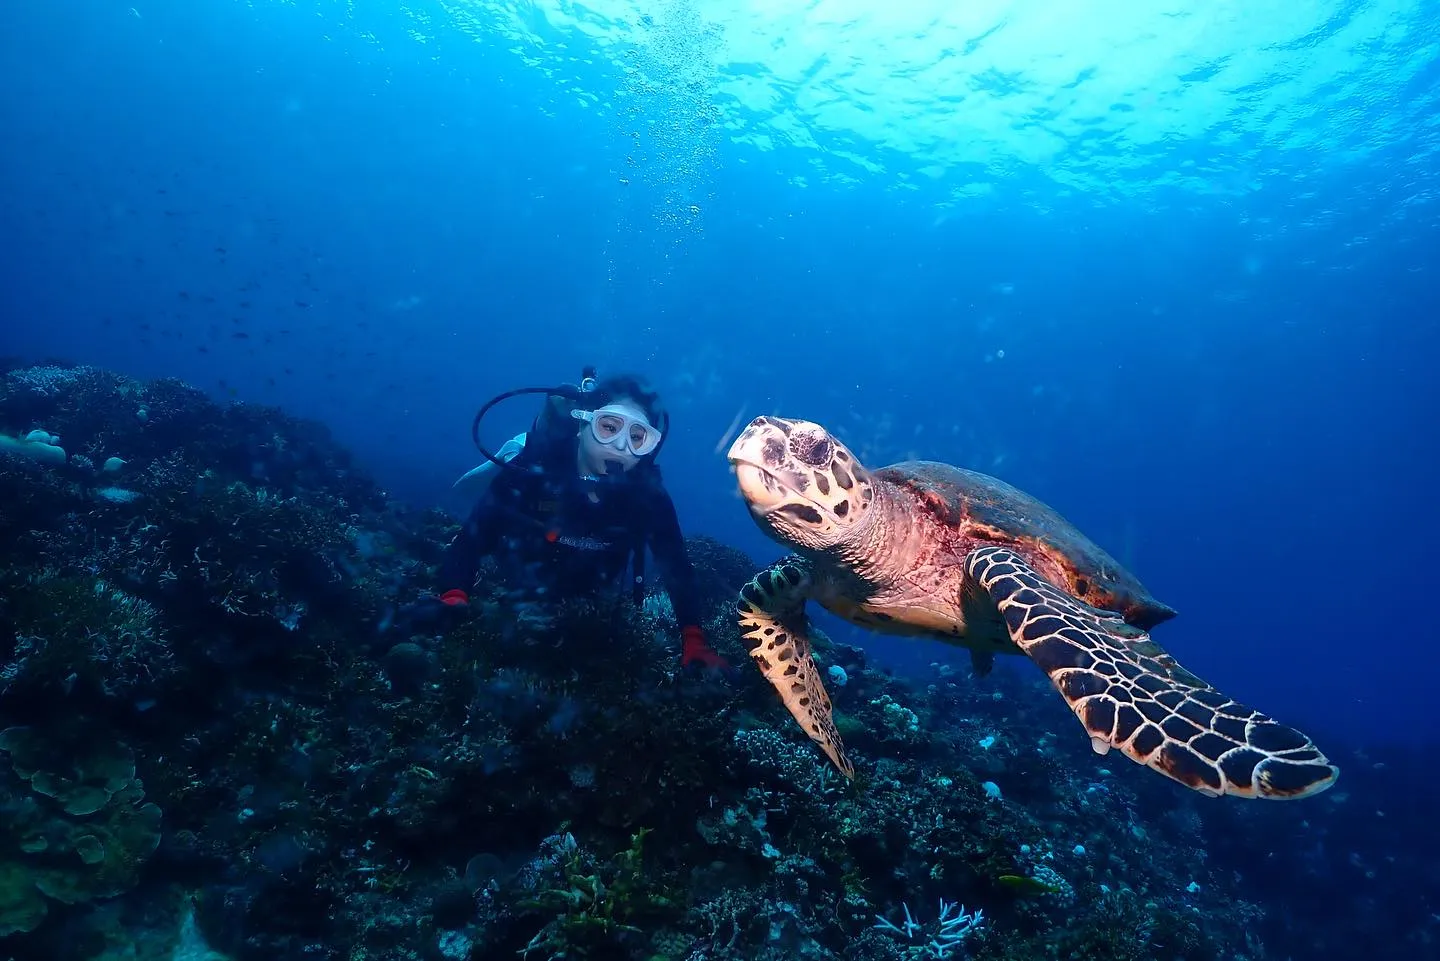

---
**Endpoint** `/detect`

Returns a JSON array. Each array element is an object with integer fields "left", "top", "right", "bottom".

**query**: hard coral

[{"left": 0, "top": 726, "right": 162, "bottom": 934}]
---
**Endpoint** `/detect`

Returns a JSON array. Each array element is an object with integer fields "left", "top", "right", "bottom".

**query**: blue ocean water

[{"left": 1, "top": 0, "right": 1437, "bottom": 951}]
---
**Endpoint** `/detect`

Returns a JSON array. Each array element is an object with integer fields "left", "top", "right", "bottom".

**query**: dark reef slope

[{"left": 0, "top": 363, "right": 1432, "bottom": 961}]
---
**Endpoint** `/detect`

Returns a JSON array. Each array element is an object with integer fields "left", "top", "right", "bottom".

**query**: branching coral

[
  {"left": 873, "top": 899, "right": 986, "bottom": 959},
  {"left": 1, "top": 573, "right": 175, "bottom": 700}
]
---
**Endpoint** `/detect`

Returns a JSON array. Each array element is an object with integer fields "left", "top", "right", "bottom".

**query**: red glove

[
  {"left": 681, "top": 626, "right": 730, "bottom": 671},
  {"left": 438, "top": 589, "right": 470, "bottom": 607}
]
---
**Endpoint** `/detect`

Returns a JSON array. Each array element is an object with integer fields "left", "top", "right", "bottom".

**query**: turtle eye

[{"left": 791, "top": 433, "right": 833, "bottom": 468}]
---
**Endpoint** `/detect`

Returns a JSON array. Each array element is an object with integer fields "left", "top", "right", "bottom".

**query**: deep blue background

[{"left": 2, "top": 0, "right": 1436, "bottom": 766}]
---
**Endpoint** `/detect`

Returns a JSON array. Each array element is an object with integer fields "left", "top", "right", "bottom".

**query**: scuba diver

[{"left": 401, "top": 367, "right": 731, "bottom": 674}]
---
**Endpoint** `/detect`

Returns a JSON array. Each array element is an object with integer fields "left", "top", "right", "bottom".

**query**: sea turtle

[{"left": 726, "top": 416, "right": 1338, "bottom": 800}]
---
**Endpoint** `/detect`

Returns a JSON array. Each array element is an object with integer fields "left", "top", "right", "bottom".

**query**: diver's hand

[
  {"left": 397, "top": 590, "right": 471, "bottom": 634},
  {"left": 680, "top": 626, "right": 737, "bottom": 682}
]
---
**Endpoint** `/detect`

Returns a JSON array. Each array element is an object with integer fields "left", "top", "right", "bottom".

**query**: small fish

[{"left": 996, "top": 875, "right": 1060, "bottom": 896}]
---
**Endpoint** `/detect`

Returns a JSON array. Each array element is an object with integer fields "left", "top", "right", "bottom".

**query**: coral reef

[{"left": 0, "top": 363, "right": 1430, "bottom": 961}]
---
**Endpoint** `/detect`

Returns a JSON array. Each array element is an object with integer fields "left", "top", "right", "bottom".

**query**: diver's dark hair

[{"left": 589, "top": 373, "right": 665, "bottom": 426}]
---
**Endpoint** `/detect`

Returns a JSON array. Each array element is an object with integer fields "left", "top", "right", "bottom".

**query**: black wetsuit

[{"left": 439, "top": 431, "right": 703, "bottom": 629}]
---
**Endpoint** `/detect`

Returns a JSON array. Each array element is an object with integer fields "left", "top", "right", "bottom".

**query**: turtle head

[{"left": 727, "top": 416, "right": 876, "bottom": 553}]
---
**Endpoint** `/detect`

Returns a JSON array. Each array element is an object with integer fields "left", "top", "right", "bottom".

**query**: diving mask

[{"left": 572, "top": 404, "right": 662, "bottom": 457}]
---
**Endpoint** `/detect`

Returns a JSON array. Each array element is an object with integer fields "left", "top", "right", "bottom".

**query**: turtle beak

[
  {"left": 729, "top": 423, "right": 785, "bottom": 514},
  {"left": 730, "top": 460, "right": 790, "bottom": 515}
]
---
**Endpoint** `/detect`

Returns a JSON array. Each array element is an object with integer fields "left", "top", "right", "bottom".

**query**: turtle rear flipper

[
  {"left": 738, "top": 557, "right": 854, "bottom": 778},
  {"left": 966, "top": 546, "right": 1339, "bottom": 800}
]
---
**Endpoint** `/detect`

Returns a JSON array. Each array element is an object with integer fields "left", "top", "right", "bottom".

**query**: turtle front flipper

[
  {"left": 738, "top": 557, "right": 854, "bottom": 778},
  {"left": 965, "top": 546, "right": 1338, "bottom": 800}
]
